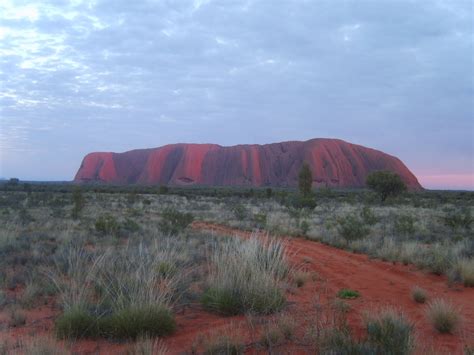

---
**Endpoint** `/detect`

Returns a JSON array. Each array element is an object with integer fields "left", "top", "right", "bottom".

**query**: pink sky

[{"left": 416, "top": 173, "right": 474, "bottom": 191}]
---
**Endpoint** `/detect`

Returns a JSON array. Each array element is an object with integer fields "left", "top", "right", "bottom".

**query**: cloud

[{"left": 0, "top": 0, "right": 472, "bottom": 187}]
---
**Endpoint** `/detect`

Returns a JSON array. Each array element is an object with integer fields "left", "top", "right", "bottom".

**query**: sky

[{"left": 0, "top": 0, "right": 473, "bottom": 190}]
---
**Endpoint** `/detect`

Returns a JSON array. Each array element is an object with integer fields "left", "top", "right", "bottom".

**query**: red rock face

[{"left": 74, "top": 139, "right": 422, "bottom": 189}]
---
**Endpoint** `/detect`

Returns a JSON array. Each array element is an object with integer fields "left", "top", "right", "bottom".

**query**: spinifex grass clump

[
  {"left": 364, "top": 308, "right": 414, "bottom": 355},
  {"left": 202, "top": 235, "right": 288, "bottom": 315},
  {"left": 449, "top": 258, "right": 474, "bottom": 287},
  {"left": 410, "top": 286, "right": 427, "bottom": 304},
  {"left": 426, "top": 299, "right": 462, "bottom": 334},
  {"left": 52, "top": 240, "right": 186, "bottom": 339}
]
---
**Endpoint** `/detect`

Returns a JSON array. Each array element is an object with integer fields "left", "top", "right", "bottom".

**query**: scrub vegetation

[{"left": 0, "top": 181, "right": 472, "bottom": 352}]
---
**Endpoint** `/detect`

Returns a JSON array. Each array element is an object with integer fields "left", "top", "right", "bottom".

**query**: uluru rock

[{"left": 74, "top": 138, "right": 422, "bottom": 189}]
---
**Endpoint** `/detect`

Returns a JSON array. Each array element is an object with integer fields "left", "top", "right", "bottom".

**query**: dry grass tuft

[{"left": 426, "top": 299, "right": 462, "bottom": 334}]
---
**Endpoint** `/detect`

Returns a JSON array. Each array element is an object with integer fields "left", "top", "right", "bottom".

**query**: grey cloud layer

[{"left": 0, "top": 0, "right": 472, "bottom": 187}]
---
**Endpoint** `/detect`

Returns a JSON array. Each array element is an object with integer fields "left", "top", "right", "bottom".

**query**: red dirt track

[
  {"left": 191, "top": 222, "right": 474, "bottom": 354},
  {"left": 1, "top": 222, "right": 472, "bottom": 354}
]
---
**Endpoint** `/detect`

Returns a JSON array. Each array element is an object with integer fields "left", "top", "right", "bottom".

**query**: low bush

[
  {"left": 426, "top": 299, "right": 461, "bottom": 334},
  {"left": 394, "top": 214, "right": 416, "bottom": 236},
  {"left": 336, "top": 214, "right": 370, "bottom": 242},
  {"left": 442, "top": 208, "right": 472, "bottom": 230},
  {"left": 159, "top": 208, "right": 193, "bottom": 235},
  {"left": 231, "top": 204, "right": 248, "bottom": 221},
  {"left": 95, "top": 214, "right": 120, "bottom": 236},
  {"left": 300, "top": 220, "right": 310, "bottom": 236},
  {"left": 122, "top": 218, "right": 140, "bottom": 233},
  {"left": 365, "top": 308, "right": 414, "bottom": 355},
  {"left": 361, "top": 206, "right": 378, "bottom": 226}
]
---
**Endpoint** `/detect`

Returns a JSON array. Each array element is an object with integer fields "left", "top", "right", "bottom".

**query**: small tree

[
  {"left": 366, "top": 171, "right": 407, "bottom": 202},
  {"left": 298, "top": 163, "right": 313, "bottom": 197},
  {"left": 71, "top": 187, "right": 85, "bottom": 219}
]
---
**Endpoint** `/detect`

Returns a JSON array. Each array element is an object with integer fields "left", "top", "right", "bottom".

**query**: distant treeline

[{"left": 1, "top": 179, "right": 472, "bottom": 206}]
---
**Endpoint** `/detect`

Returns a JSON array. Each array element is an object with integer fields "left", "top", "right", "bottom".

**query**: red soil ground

[{"left": 1, "top": 222, "right": 472, "bottom": 354}]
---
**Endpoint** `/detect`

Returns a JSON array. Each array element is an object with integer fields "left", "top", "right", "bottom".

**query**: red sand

[{"left": 1, "top": 222, "right": 472, "bottom": 354}]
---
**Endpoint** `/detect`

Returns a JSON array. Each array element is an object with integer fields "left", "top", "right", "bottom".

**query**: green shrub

[
  {"left": 366, "top": 171, "right": 407, "bottom": 202},
  {"left": 158, "top": 185, "right": 169, "bottom": 194},
  {"left": 55, "top": 308, "right": 99, "bottom": 339},
  {"left": 442, "top": 208, "right": 472, "bottom": 230},
  {"left": 300, "top": 220, "right": 310, "bottom": 236},
  {"left": 298, "top": 163, "right": 313, "bottom": 197},
  {"left": 122, "top": 218, "right": 140, "bottom": 233},
  {"left": 426, "top": 299, "right": 461, "bottom": 334},
  {"left": 201, "top": 288, "right": 243, "bottom": 316},
  {"left": 365, "top": 309, "right": 414, "bottom": 355},
  {"left": 394, "top": 215, "right": 416, "bottom": 236},
  {"left": 95, "top": 214, "right": 120, "bottom": 236},
  {"left": 232, "top": 204, "right": 248, "bottom": 221},
  {"left": 71, "top": 188, "right": 85, "bottom": 219},
  {"left": 102, "top": 305, "right": 175, "bottom": 339},
  {"left": 336, "top": 214, "right": 370, "bottom": 242},
  {"left": 253, "top": 213, "right": 267, "bottom": 228},
  {"left": 361, "top": 206, "right": 378, "bottom": 226},
  {"left": 337, "top": 289, "right": 360, "bottom": 299},
  {"left": 159, "top": 208, "right": 193, "bottom": 235}
]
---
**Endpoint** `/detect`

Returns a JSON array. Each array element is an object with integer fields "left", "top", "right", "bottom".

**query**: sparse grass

[
  {"left": 126, "top": 337, "right": 169, "bottom": 355},
  {"left": 449, "top": 258, "right": 474, "bottom": 287},
  {"left": 202, "top": 332, "right": 245, "bottom": 355},
  {"left": 17, "top": 337, "right": 68, "bottom": 355},
  {"left": 364, "top": 308, "right": 414, "bottom": 355},
  {"left": 202, "top": 236, "right": 288, "bottom": 315},
  {"left": 1, "top": 187, "right": 473, "bottom": 353},
  {"left": 159, "top": 208, "right": 194, "bottom": 235},
  {"left": 337, "top": 289, "right": 360, "bottom": 299},
  {"left": 259, "top": 314, "right": 296, "bottom": 349},
  {"left": 294, "top": 270, "right": 311, "bottom": 288},
  {"left": 426, "top": 299, "right": 462, "bottom": 334},
  {"left": 411, "top": 286, "right": 427, "bottom": 304}
]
